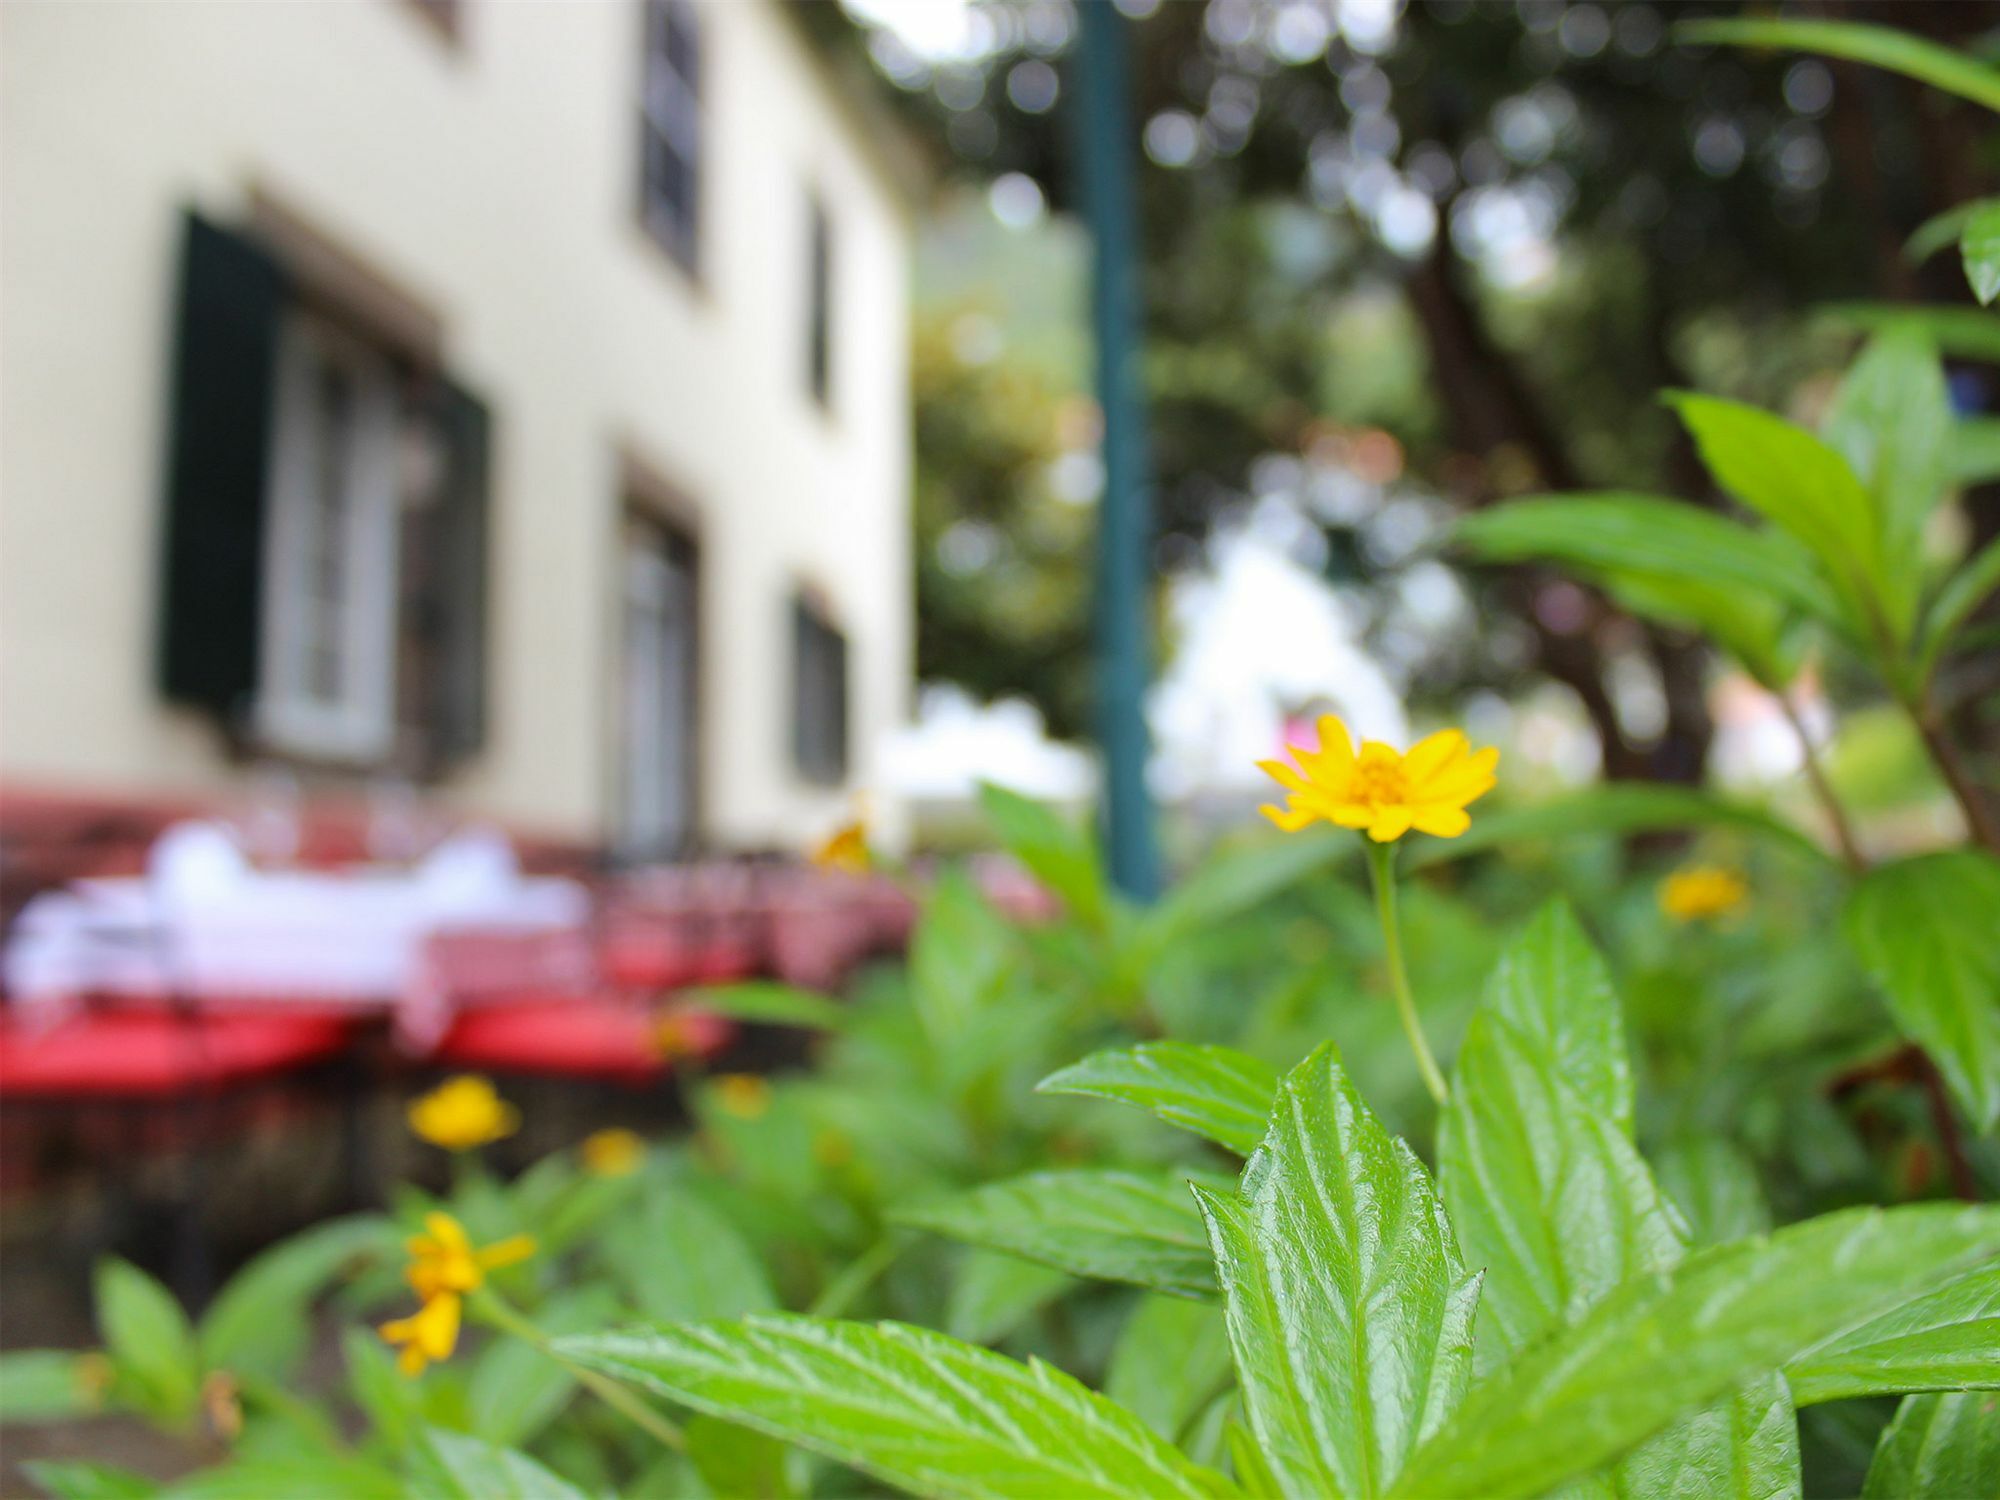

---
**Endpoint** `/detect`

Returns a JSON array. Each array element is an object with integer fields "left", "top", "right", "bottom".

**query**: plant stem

[
  {"left": 1365, "top": 841, "right": 1448, "bottom": 1108},
  {"left": 808, "top": 1236, "right": 903, "bottom": 1318},
  {"left": 1910, "top": 700, "right": 2000, "bottom": 858},
  {"left": 1774, "top": 692, "right": 1866, "bottom": 872},
  {"left": 473, "top": 1291, "right": 684, "bottom": 1452}
]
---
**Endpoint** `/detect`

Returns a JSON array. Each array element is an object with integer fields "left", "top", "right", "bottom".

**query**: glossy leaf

[
  {"left": 1964, "top": 201, "right": 2000, "bottom": 305},
  {"left": 557, "top": 1315, "right": 1233, "bottom": 1499},
  {"left": 409, "top": 1426, "right": 592, "bottom": 1500},
  {"left": 978, "top": 781, "right": 1108, "bottom": 929},
  {"left": 945, "top": 1249, "right": 1073, "bottom": 1344},
  {"left": 1614, "top": 1375, "right": 1799, "bottom": 1500},
  {"left": 1194, "top": 1044, "right": 1480, "bottom": 1498},
  {"left": 1656, "top": 1137, "right": 1772, "bottom": 1247},
  {"left": 1037, "top": 1042, "right": 1279, "bottom": 1156},
  {"left": 684, "top": 1415, "right": 802, "bottom": 1500},
  {"left": 909, "top": 868, "right": 1017, "bottom": 1044},
  {"left": 198, "top": 1215, "right": 394, "bottom": 1381},
  {"left": 96, "top": 1258, "right": 200, "bottom": 1420},
  {"left": 1676, "top": 18, "right": 2000, "bottom": 113},
  {"left": 1863, "top": 1391, "right": 2000, "bottom": 1498},
  {"left": 896, "top": 1169, "right": 1222, "bottom": 1300},
  {"left": 1906, "top": 199, "right": 1993, "bottom": 266},
  {"left": 1787, "top": 1263, "right": 2000, "bottom": 1405},
  {"left": 1844, "top": 851, "right": 2000, "bottom": 1133},
  {"left": 1136, "top": 829, "right": 1348, "bottom": 965},
  {"left": 1106, "top": 1295, "right": 1235, "bottom": 1444},
  {"left": 605, "top": 1185, "right": 777, "bottom": 1322},
  {"left": 1479, "top": 900, "right": 1632, "bottom": 1126},
  {"left": 468, "top": 1287, "right": 619, "bottom": 1448},
  {"left": 1392, "top": 1204, "right": 2000, "bottom": 1500}
]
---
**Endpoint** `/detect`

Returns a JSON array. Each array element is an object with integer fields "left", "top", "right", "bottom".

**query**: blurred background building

[{"left": 0, "top": 0, "right": 919, "bottom": 885}]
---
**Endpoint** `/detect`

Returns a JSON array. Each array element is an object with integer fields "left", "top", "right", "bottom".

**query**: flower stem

[
  {"left": 472, "top": 1291, "right": 684, "bottom": 1452},
  {"left": 1365, "top": 841, "right": 1448, "bottom": 1108}
]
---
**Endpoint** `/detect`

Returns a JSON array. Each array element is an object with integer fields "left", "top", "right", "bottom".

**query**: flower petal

[
  {"left": 1367, "top": 807, "right": 1415, "bottom": 842},
  {"left": 1256, "top": 759, "right": 1309, "bottom": 793},
  {"left": 1402, "top": 729, "right": 1468, "bottom": 787},
  {"left": 1327, "top": 802, "right": 1375, "bottom": 829},
  {"left": 1260, "top": 803, "right": 1317, "bottom": 833},
  {"left": 1312, "top": 716, "right": 1356, "bottom": 773},
  {"left": 1410, "top": 805, "right": 1471, "bottom": 838}
]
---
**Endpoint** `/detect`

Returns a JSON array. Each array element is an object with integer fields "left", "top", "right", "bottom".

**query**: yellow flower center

[{"left": 1350, "top": 759, "right": 1408, "bottom": 806}]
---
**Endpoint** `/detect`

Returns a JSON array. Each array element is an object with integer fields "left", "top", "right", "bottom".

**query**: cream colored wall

[{"left": 0, "top": 0, "right": 911, "bottom": 850}]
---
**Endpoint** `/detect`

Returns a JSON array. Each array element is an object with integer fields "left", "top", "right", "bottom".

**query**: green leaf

[
  {"left": 408, "top": 1426, "right": 591, "bottom": 1500},
  {"left": 1844, "top": 851, "right": 2000, "bottom": 1133},
  {"left": 1392, "top": 1204, "right": 2000, "bottom": 1500},
  {"left": 1822, "top": 303, "right": 2000, "bottom": 363},
  {"left": 341, "top": 1326, "right": 420, "bottom": 1452},
  {"left": 1666, "top": 391, "right": 1887, "bottom": 632},
  {"left": 1964, "top": 201, "right": 2000, "bottom": 304},
  {"left": 199, "top": 1215, "right": 393, "bottom": 1381},
  {"left": 1863, "top": 1392, "right": 2000, "bottom": 1498},
  {"left": 164, "top": 1454, "right": 404, "bottom": 1500},
  {"left": 0, "top": 1350, "right": 98, "bottom": 1422},
  {"left": 468, "top": 1286, "right": 618, "bottom": 1448},
  {"left": 605, "top": 1185, "right": 777, "bottom": 1322},
  {"left": 1194, "top": 1044, "right": 1480, "bottom": 1498},
  {"left": 1916, "top": 536, "right": 2000, "bottom": 686},
  {"left": 978, "top": 781, "right": 1108, "bottom": 929},
  {"left": 1106, "top": 1295, "right": 1234, "bottom": 1444},
  {"left": 1404, "top": 783, "right": 1831, "bottom": 871},
  {"left": 685, "top": 1414, "right": 802, "bottom": 1499},
  {"left": 909, "top": 868, "right": 1017, "bottom": 1044},
  {"left": 21, "top": 1462, "right": 157, "bottom": 1499},
  {"left": 1675, "top": 18, "right": 2000, "bottom": 113},
  {"left": 1952, "top": 417, "right": 2000, "bottom": 486},
  {"left": 95, "top": 1259, "right": 201, "bottom": 1420},
  {"left": 1137, "top": 830, "right": 1349, "bottom": 966},
  {"left": 686, "top": 981, "right": 847, "bottom": 1031},
  {"left": 557, "top": 1315, "right": 1234, "bottom": 1499},
  {"left": 1458, "top": 494, "right": 1847, "bottom": 636},
  {"left": 1614, "top": 1375, "right": 1800, "bottom": 1500},
  {"left": 945, "top": 1249, "right": 1074, "bottom": 1344},
  {"left": 1826, "top": 332, "right": 1953, "bottom": 632},
  {"left": 1037, "top": 1043, "right": 1279, "bottom": 1156},
  {"left": 1906, "top": 199, "right": 1993, "bottom": 266},
  {"left": 1655, "top": 1137, "right": 1772, "bottom": 1247},
  {"left": 1787, "top": 1263, "right": 2000, "bottom": 1405},
  {"left": 1478, "top": 900, "right": 1632, "bottom": 1127},
  {"left": 896, "top": 1169, "right": 1222, "bottom": 1300}
]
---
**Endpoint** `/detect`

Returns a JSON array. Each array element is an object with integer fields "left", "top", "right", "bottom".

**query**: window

[
  {"left": 791, "top": 593, "right": 849, "bottom": 786},
  {"left": 255, "top": 316, "right": 402, "bottom": 761},
  {"left": 618, "top": 516, "right": 699, "bottom": 856},
  {"left": 640, "top": 0, "right": 702, "bottom": 272},
  {"left": 806, "top": 194, "right": 833, "bottom": 406}
]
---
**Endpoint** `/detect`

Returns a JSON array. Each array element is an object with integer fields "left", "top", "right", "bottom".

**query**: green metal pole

[{"left": 1072, "top": 0, "right": 1161, "bottom": 900}]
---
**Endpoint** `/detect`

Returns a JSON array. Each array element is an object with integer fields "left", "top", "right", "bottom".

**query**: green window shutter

[
  {"left": 427, "top": 381, "right": 492, "bottom": 767},
  {"left": 156, "top": 209, "right": 288, "bottom": 722}
]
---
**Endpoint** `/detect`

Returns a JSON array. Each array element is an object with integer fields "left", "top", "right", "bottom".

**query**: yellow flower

[
  {"left": 580, "top": 1127, "right": 646, "bottom": 1178},
  {"left": 378, "top": 1292, "right": 461, "bottom": 1378},
  {"left": 404, "top": 1211, "right": 536, "bottom": 1301},
  {"left": 810, "top": 819, "right": 871, "bottom": 873},
  {"left": 201, "top": 1370, "right": 243, "bottom": 1441},
  {"left": 1259, "top": 718, "right": 1498, "bottom": 843},
  {"left": 407, "top": 1075, "right": 519, "bottom": 1152},
  {"left": 1659, "top": 865, "right": 1748, "bottom": 923},
  {"left": 714, "top": 1072, "right": 772, "bottom": 1120}
]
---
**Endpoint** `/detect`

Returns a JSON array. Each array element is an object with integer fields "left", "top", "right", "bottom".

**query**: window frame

[
  {"left": 806, "top": 191, "right": 833, "bottom": 408},
  {"left": 790, "top": 591, "right": 850, "bottom": 788},
  {"left": 638, "top": 0, "right": 703, "bottom": 276}
]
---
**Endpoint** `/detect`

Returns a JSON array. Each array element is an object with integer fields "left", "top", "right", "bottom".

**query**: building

[{"left": 0, "top": 0, "right": 916, "bottom": 881}]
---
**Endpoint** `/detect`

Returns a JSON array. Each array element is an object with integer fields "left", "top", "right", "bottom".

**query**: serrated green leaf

[
  {"left": 978, "top": 782, "right": 1109, "bottom": 929},
  {"left": 95, "top": 1259, "right": 201, "bottom": 1420},
  {"left": 605, "top": 1184, "right": 777, "bottom": 1322},
  {"left": 199, "top": 1215, "right": 393, "bottom": 1381},
  {"left": 1863, "top": 1391, "right": 2000, "bottom": 1498},
  {"left": 896, "top": 1169, "right": 1222, "bottom": 1300},
  {"left": 408, "top": 1426, "right": 591, "bottom": 1500},
  {"left": 909, "top": 868, "right": 1017, "bottom": 1045},
  {"left": 1844, "top": 851, "right": 2000, "bottom": 1132},
  {"left": 1037, "top": 1042, "right": 1279, "bottom": 1156},
  {"left": 1135, "top": 830, "right": 1349, "bottom": 967},
  {"left": 21, "top": 1461, "right": 157, "bottom": 1499},
  {"left": 1614, "top": 1375, "right": 1800, "bottom": 1500},
  {"left": 557, "top": 1315, "right": 1234, "bottom": 1499},
  {"left": 1676, "top": 17, "right": 2000, "bottom": 113},
  {"left": 1480, "top": 900, "right": 1633, "bottom": 1127},
  {"left": 1106, "top": 1295, "right": 1234, "bottom": 1444},
  {"left": 1195, "top": 1044, "right": 1480, "bottom": 1498},
  {"left": 1656, "top": 1137, "right": 1772, "bottom": 1247},
  {"left": 1392, "top": 1204, "right": 2000, "bottom": 1500},
  {"left": 1964, "top": 201, "right": 2000, "bottom": 304},
  {"left": 1788, "top": 1263, "right": 2000, "bottom": 1405},
  {"left": 0, "top": 1349, "right": 99, "bottom": 1423},
  {"left": 341, "top": 1325, "right": 419, "bottom": 1452}
]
